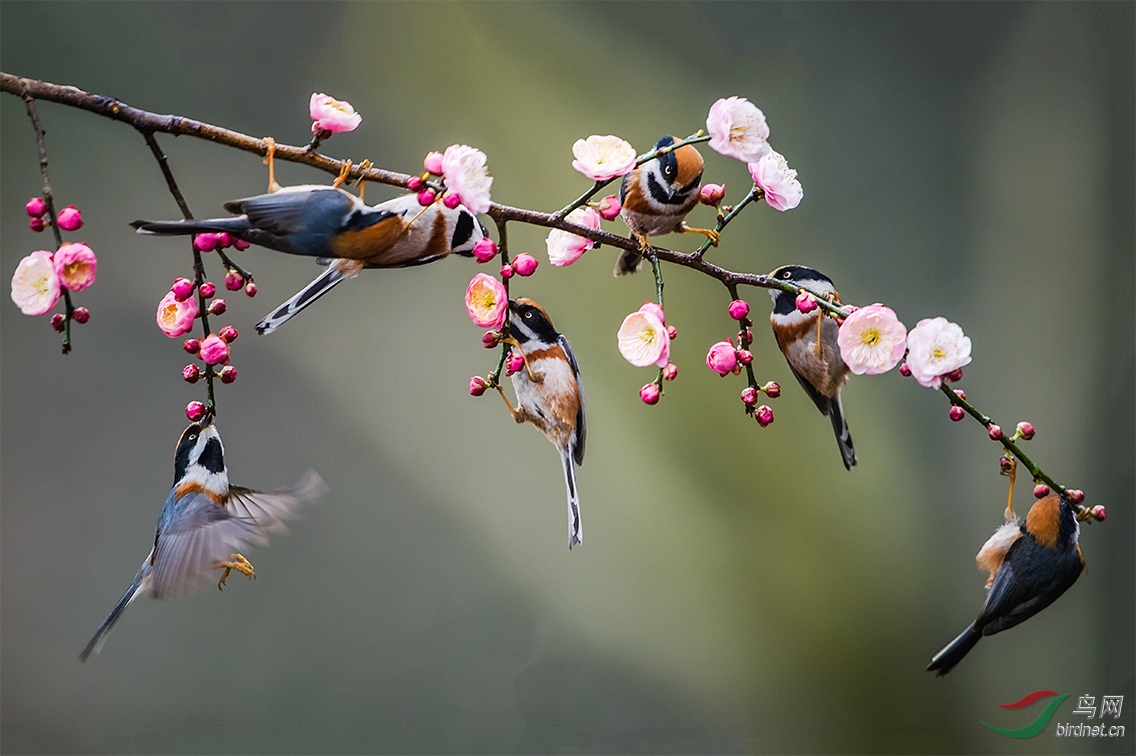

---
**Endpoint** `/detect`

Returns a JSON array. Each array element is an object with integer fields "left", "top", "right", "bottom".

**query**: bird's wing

[
  {"left": 224, "top": 186, "right": 359, "bottom": 236},
  {"left": 772, "top": 326, "right": 834, "bottom": 416},
  {"left": 226, "top": 470, "right": 328, "bottom": 537},
  {"left": 559, "top": 334, "right": 586, "bottom": 466},
  {"left": 150, "top": 491, "right": 263, "bottom": 599}
]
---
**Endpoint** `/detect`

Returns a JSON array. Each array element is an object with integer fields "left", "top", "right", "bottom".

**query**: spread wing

[
  {"left": 559, "top": 334, "right": 586, "bottom": 465},
  {"left": 222, "top": 186, "right": 359, "bottom": 237},
  {"left": 227, "top": 469, "right": 328, "bottom": 537}
]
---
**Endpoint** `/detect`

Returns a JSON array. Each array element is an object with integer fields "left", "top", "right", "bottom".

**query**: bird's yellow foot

[
  {"left": 331, "top": 159, "right": 354, "bottom": 189},
  {"left": 263, "top": 137, "right": 281, "bottom": 194},
  {"left": 683, "top": 225, "right": 720, "bottom": 246},
  {"left": 353, "top": 159, "right": 373, "bottom": 201},
  {"left": 215, "top": 553, "right": 256, "bottom": 591}
]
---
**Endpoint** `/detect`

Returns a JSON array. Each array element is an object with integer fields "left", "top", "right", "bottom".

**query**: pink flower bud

[
  {"left": 1066, "top": 489, "right": 1085, "bottom": 505},
  {"left": 706, "top": 341, "right": 738, "bottom": 376},
  {"left": 186, "top": 401, "right": 207, "bottom": 422},
  {"left": 999, "top": 457, "right": 1013, "bottom": 473},
  {"left": 988, "top": 424, "right": 1003, "bottom": 440},
  {"left": 26, "top": 197, "right": 46, "bottom": 217},
  {"left": 218, "top": 325, "right": 238, "bottom": 343},
  {"left": 1033, "top": 483, "right": 1050, "bottom": 499},
  {"left": 50, "top": 313, "right": 66, "bottom": 332},
  {"left": 639, "top": 382, "right": 661, "bottom": 405},
  {"left": 171, "top": 278, "right": 195, "bottom": 302},
  {"left": 214, "top": 232, "right": 233, "bottom": 249},
  {"left": 193, "top": 233, "right": 218, "bottom": 252},
  {"left": 219, "top": 365, "right": 238, "bottom": 384},
  {"left": 472, "top": 237, "right": 498, "bottom": 263},
  {"left": 482, "top": 331, "right": 501, "bottom": 349},
  {"left": 199, "top": 282, "right": 216, "bottom": 299},
  {"left": 500, "top": 264, "right": 515, "bottom": 280},
  {"left": 763, "top": 381, "right": 781, "bottom": 398},
  {"left": 207, "top": 298, "right": 227, "bottom": 316},
  {"left": 407, "top": 175, "right": 424, "bottom": 191},
  {"left": 741, "top": 386, "right": 758, "bottom": 405},
  {"left": 56, "top": 205, "right": 83, "bottom": 231},
  {"left": 417, "top": 189, "right": 437, "bottom": 206},
  {"left": 506, "top": 352, "right": 525, "bottom": 376},
  {"left": 183, "top": 338, "right": 201, "bottom": 354},
  {"left": 949, "top": 405, "right": 965, "bottom": 422},
  {"left": 442, "top": 192, "right": 462, "bottom": 210},
  {"left": 469, "top": 376, "right": 488, "bottom": 397},
  {"left": 72, "top": 306, "right": 90, "bottom": 324},
  {"left": 738, "top": 349, "right": 753, "bottom": 365},
  {"left": 738, "top": 329, "right": 752, "bottom": 345},
  {"left": 224, "top": 270, "right": 244, "bottom": 291},
  {"left": 728, "top": 299, "right": 749, "bottom": 320},
  {"left": 942, "top": 368, "right": 964, "bottom": 383},
  {"left": 899, "top": 362, "right": 912, "bottom": 377},
  {"left": 666, "top": 325, "right": 678, "bottom": 341},
  {"left": 199, "top": 334, "right": 230, "bottom": 366},
  {"left": 662, "top": 363, "right": 678, "bottom": 381},
  {"left": 1091, "top": 505, "right": 1106, "bottom": 522},
  {"left": 513, "top": 253, "right": 539, "bottom": 277},
  {"left": 953, "top": 389, "right": 966, "bottom": 400},
  {"left": 596, "top": 194, "right": 622, "bottom": 221},
  {"left": 182, "top": 364, "right": 201, "bottom": 383},
  {"left": 244, "top": 281, "right": 257, "bottom": 298},
  {"left": 754, "top": 404, "right": 775, "bottom": 427},
  {"left": 795, "top": 291, "right": 818, "bottom": 313},
  {"left": 424, "top": 151, "right": 445, "bottom": 175},
  {"left": 1016, "top": 421, "right": 1035, "bottom": 440},
  {"left": 699, "top": 183, "right": 726, "bottom": 206},
  {"left": 233, "top": 238, "right": 251, "bottom": 251},
  {"left": 29, "top": 216, "right": 46, "bottom": 232}
]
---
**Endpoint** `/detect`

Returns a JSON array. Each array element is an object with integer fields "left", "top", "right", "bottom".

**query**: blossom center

[
  {"left": 860, "top": 328, "right": 880, "bottom": 347},
  {"left": 932, "top": 347, "right": 946, "bottom": 360}
]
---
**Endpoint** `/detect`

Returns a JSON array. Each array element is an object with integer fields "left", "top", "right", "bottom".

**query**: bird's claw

[
  {"left": 215, "top": 553, "right": 256, "bottom": 591},
  {"left": 263, "top": 137, "right": 281, "bottom": 194},
  {"left": 332, "top": 159, "right": 353, "bottom": 189},
  {"left": 353, "top": 159, "right": 373, "bottom": 201}
]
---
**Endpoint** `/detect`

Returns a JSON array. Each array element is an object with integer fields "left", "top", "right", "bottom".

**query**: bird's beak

[
  {"left": 508, "top": 299, "right": 518, "bottom": 312},
  {"left": 666, "top": 186, "right": 676, "bottom": 200},
  {"left": 200, "top": 407, "right": 215, "bottom": 427}
]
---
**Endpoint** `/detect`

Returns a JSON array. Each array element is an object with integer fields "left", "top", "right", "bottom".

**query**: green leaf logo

[{"left": 982, "top": 691, "right": 1069, "bottom": 739}]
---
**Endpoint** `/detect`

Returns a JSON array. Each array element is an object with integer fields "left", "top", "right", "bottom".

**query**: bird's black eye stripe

[
  {"left": 198, "top": 438, "right": 225, "bottom": 474},
  {"left": 451, "top": 210, "right": 475, "bottom": 250}
]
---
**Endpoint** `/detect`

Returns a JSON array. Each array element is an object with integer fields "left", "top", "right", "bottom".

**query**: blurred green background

[{"left": 2, "top": 2, "right": 1133, "bottom": 754}]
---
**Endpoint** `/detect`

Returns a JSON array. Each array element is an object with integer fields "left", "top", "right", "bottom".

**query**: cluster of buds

[
  {"left": 501, "top": 253, "right": 539, "bottom": 279},
  {"left": 181, "top": 326, "right": 239, "bottom": 418},
  {"left": 26, "top": 197, "right": 83, "bottom": 233},
  {"left": 414, "top": 146, "right": 493, "bottom": 215},
  {"left": 193, "top": 232, "right": 252, "bottom": 254}
]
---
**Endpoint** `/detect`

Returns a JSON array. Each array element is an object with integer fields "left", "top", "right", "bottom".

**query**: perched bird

[
  {"left": 615, "top": 135, "right": 719, "bottom": 276},
  {"left": 768, "top": 264, "right": 856, "bottom": 470},
  {"left": 927, "top": 493, "right": 1084, "bottom": 676},
  {"left": 132, "top": 188, "right": 486, "bottom": 334},
  {"left": 495, "top": 298, "right": 586, "bottom": 549},
  {"left": 80, "top": 413, "right": 326, "bottom": 661}
]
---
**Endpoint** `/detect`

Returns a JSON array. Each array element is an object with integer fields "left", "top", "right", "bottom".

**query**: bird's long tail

[
  {"left": 255, "top": 267, "right": 350, "bottom": 335},
  {"left": 613, "top": 250, "right": 644, "bottom": 277},
  {"left": 830, "top": 394, "right": 857, "bottom": 470},
  {"left": 926, "top": 623, "right": 981, "bottom": 676},
  {"left": 79, "top": 564, "right": 150, "bottom": 662},
  {"left": 131, "top": 217, "right": 252, "bottom": 237},
  {"left": 561, "top": 448, "right": 583, "bottom": 550}
]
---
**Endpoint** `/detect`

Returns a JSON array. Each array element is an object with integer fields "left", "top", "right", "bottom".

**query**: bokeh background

[{"left": 2, "top": 2, "right": 1133, "bottom": 754}]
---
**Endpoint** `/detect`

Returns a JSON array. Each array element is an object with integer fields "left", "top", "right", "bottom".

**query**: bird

[
  {"left": 132, "top": 188, "right": 487, "bottom": 335},
  {"left": 927, "top": 493, "right": 1085, "bottom": 676},
  {"left": 767, "top": 264, "right": 856, "bottom": 470},
  {"left": 615, "top": 135, "right": 719, "bottom": 276},
  {"left": 494, "top": 298, "right": 586, "bottom": 549},
  {"left": 79, "top": 412, "right": 326, "bottom": 661}
]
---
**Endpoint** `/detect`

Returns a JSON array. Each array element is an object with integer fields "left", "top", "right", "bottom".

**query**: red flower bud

[
  {"left": 667, "top": 325, "right": 678, "bottom": 341},
  {"left": 193, "top": 233, "right": 218, "bottom": 252},
  {"left": 662, "top": 363, "right": 678, "bottom": 381},
  {"left": 482, "top": 331, "right": 501, "bottom": 349},
  {"left": 183, "top": 338, "right": 201, "bottom": 354},
  {"left": 198, "top": 281, "right": 216, "bottom": 299},
  {"left": 899, "top": 362, "right": 912, "bottom": 377},
  {"left": 762, "top": 381, "right": 781, "bottom": 398},
  {"left": 500, "top": 264, "right": 515, "bottom": 280},
  {"left": 407, "top": 175, "right": 424, "bottom": 191},
  {"left": 233, "top": 238, "right": 251, "bottom": 251},
  {"left": 469, "top": 376, "right": 488, "bottom": 397},
  {"left": 185, "top": 401, "right": 207, "bottom": 421},
  {"left": 218, "top": 325, "right": 238, "bottom": 343},
  {"left": 56, "top": 205, "right": 83, "bottom": 231},
  {"left": 72, "top": 306, "right": 90, "bottom": 324},
  {"left": 737, "top": 349, "right": 753, "bottom": 365},
  {"left": 1066, "top": 489, "right": 1085, "bottom": 505},
  {"left": 29, "top": 216, "right": 46, "bottom": 232},
  {"left": 988, "top": 424, "right": 1003, "bottom": 440},
  {"left": 1090, "top": 505, "right": 1106, "bottom": 522},
  {"left": 513, "top": 253, "right": 539, "bottom": 277},
  {"left": 50, "top": 313, "right": 66, "bottom": 332},
  {"left": 948, "top": 405, "right": 965, "bottom": 422},
  {"left": 442, "top": 193, "right": 462, "bottom": 210},
  {"left": 219, "top": 365, "right": 237, "bottom": 384},
  {"left": 207, "top": 299, "right": 227, "bottom": 316},
  {"left": 754, "top": 405, "right": 775, "bottom": 427},
  {"left": 639, "top": 383, "right": 661, "bottom": 405},
  {"left": 1033, "top": 483, "right": 1050, "bottom": 499},
  {"left": 182, "top": 364, "right": 201, "bottom": 383},
  {"left": 416, "top": 189, "right": 437, "bottom": 206},
  {"left": 25, "top": 197, "right": 46, "bottom": 217},
  {"left": 244, "top": 281, "right": 257, "bottom": 297},
  {"left": 1016, "top": 421, "right": 1035, "bottom": 440},
  {"left": 942, "top": 368, "right": 964, "bottom": 383},
  {"left": 740, "top": 386, "right": 758, "bottom": 405},
  {"left": 728, "top": 299, "right": 749, "bottom": 320},
  {"left": 224, "top": 270, "right": 244, "bottom": 291}
]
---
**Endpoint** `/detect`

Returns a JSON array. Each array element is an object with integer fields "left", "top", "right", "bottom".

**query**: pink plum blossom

[
  {"left": 706, "top": 97, "right": 771, "bottom": 162},
  {"left": 546, "top": 207, "right": 600, "bottom": 266},
  {"left": 571, "top": 135, "right": 637, "bottom": 182},
  {"left": 617, "top": 308, "right": 670, "bottom": 368},
  {"left": 905, "top": 317, "right": 972, "bottom": 389},
  {"left": 156, "top": 290, "right": 199, "bottom": 338},
  {"left": 596, "top": 194, "right": 621, "bottom": 221},
  {"left": 837, "top": 304, "right": 907, "bottom": 375},
  {"left": 465, "top": 273, "right": 508, "bottom": 330},
  {"left": 748, "top": 149, "right": 803, "bottom": 211},
  {"left": 199, "top": 334, "right": 230, "bottom": 366},
  {"left": 309, "top": 93, "right": 362, "bottom": 133},
  {"left": 56, "top": 206, "right": 83, "bottom": 231},
  {"left": 52, "top": 242, "right": 98, "bottom": 291},
  {"left": 706, "top": 341, "right": 738, "bottom": 376},
  {"left": 441, "top": 144, "right": 493, "bottom": 215},
  {"left": 10, "top": 250, "right": 60, "bottom": 316}
]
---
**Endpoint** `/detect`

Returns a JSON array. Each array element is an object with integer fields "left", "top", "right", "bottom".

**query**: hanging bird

[
  {"left": 495, "top": 298, "right": 586, "bottom": 549},
  {"left": 927, "top": 493, "right": 1085, "bottom": 676},
  {"left": 80, "top": 414, "right": 326, "bottom": 661},
  {"left": 615, "top": 135, "right": 719, "bottom": 276},
  {"left": 768, "top": 264, "right": 856, "bottom": 469}
]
